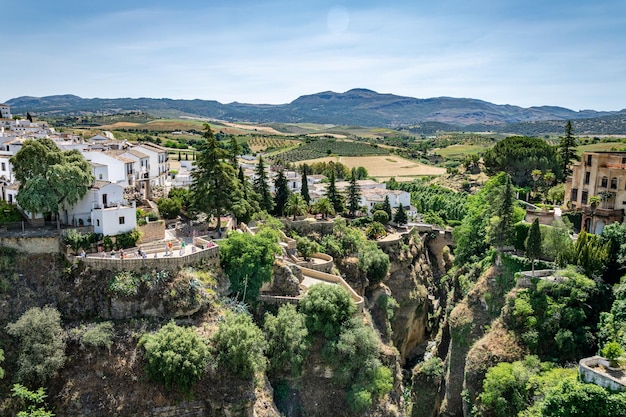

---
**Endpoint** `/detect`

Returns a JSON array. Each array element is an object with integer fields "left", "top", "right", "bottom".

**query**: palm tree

[
  {"left": 285, "top": 193, "right": 308, "bottom": 220},
  {"left": 312, "top": 197, "right": 335, "bottom": 220}
]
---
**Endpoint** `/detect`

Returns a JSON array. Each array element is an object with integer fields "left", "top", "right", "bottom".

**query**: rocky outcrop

[{"left": 269, "top": 261, "right": 302, "bottom": 296}]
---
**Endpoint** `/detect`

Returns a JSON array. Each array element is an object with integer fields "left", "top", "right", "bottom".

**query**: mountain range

[{"left": 6, "top": 89, "right": 626, "bottom": 133}]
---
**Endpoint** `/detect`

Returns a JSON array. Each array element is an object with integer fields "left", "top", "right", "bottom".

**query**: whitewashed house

[{"left": 132, "top": 143, "right": 169, "bottom": 187}]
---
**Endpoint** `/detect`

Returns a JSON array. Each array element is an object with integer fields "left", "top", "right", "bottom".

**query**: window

[
  {"left": 622, "top": 157, "right": 626, "bottom": 165},
  {"left": 587, "top": 155, "right": 592, "bottom": 165},
  {"left": 581, "top": 190, "right": 588, "bottom": 205},
  {"left": 96, "top": 219, "right": 100, "bottom": 227},
  {"left": 601, "top": 176, "right": 608, "bottom": 187},
  {"left": 99, "top": 173, "right": 103, "bottom": 180},
  {"left": 1, "top": 162, "right": 5, "bottom": 171},
  {"left": 571, "top": 188, "right": 578, "bottom": 201},
  {"left": 611, "top": 178, "right": 618, "bottom": 189},
  {"left": 119, "top": 216, "right": 125, "bottom": 225},
  {"left": 585, "top": 172, "right": 591, "bottom": 185}
]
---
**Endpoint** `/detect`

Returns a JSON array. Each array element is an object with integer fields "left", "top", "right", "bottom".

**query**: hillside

[{"left": 7, "top": 89, "right": 626, "bottom": 131}]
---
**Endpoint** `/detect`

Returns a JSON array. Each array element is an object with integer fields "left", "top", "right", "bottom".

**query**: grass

[
  {"left": 296, "top": 155, "right": 446, "bottom": 178},
  {"left": 577, "top": 142, "right": 626, "bottom": 154},
  {"left": 434, "top": 144, "right": 492, "bottom": 159}
]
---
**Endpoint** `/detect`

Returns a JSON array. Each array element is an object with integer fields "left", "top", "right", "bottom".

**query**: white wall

[{"left": 92, "top": 204, "right": 137, "bottom": 236}]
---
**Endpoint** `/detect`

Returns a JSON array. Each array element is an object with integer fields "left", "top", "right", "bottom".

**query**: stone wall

[
  {"left": 0, "top": 236, "right": 61, "bottom": 254},
  {"left": 138, "top": 220, "right": 165, "bottom": 243},
  {"left": 280, "top": 218, "right": 335, "bottom": 236},
  {"left": 579, "top": 356, "right": 626, "bottom": 392},
  {"left": 80, "top": 246, "right": 220, "bottom": 273}
]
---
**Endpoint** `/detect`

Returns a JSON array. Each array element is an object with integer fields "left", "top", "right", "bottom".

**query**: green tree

[
  {"left": 285, "top": 193, "right": 308, "bottom": 220},
  {"left": 229, "top": 135, "right": 241, "bottom": 169},
  {"left": 220, "top": 229, "right": 280, "bottom": 302},
  {"left": 373, "top": 210, "right": 389, "bottom": 225},
  {"left": 6, "top": 306, "right": 66, "bottom": 386},
  {"left": 487, "top": 174, "right": 516, "bottom": 249},
  {"left": 393, "top": 203, "right": 408, "bottom": 225},
  {"left": 264, "top": 304, "right": 309, "bottom": 376},
  {"left": 296, "top": 235, "right": 320, "bottom": 260},
  {"left": 157, "top": 197, "right": 181, "bottom": 219},
  {"left": 300, "top": 284, "right": 356, "bottom": 340},
  {"left": 253, "top": 156, "right": 273, "bottom": 212},
  {"left": 601, "top": 341, "right": 624, "bottom": 368},
  {"left": 139, "top": 321, "right": 209, "bottom": 392},
  {"left": 300, "top": 163, "right": 311, "bottom": 204},
  {"left": 526, "top": 218, "right": 542, "bottom": 275},
  {"left": 355, "top": 166, "right": 368, "bottom": 180},
  {"left": 483, "top": 136, "right": 561, "bottom": 187},
  {"left": 11, "top": 384, "right": 54, "bottom": 417},
  {"left": 190, "top": 124, "right": 238, "bottom": 234},
  {"left": 573, "top": 230, "right": 609, "bottom": 278},
  {"left": 559, "top": 121, "right": 579, "bottom": 180},
  {"left": 346, "top": 168, "right": 361, "bottom": 217},
  {"left": 325, "top": 170, "right": 344, "bottom": 214},
  {"left": 542, "top": 219, "right": 573, "bottom": 268},
  {"left": 212, "top": 312, "right": 267, "bottom": 379},
  {"left": 366, "top": 221, "right": 386, "bottom": 239},
  {"left": 358, "top": 242, "right": 390, "bottom": 285},
  {"left": 312, "top": 197, "right": 335, "bottom": 219},
  {"left": 10, "top": 138, "right": 93, "bottom": 218},
  {"left": 381, "top": 195, "right": 392, "bottom": 220},
  {"left": 273, "top": 169, "right": 291, "bottom": 217}
]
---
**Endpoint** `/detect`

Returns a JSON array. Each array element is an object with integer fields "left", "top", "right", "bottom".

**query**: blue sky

[{"left": 3, "top": 0, "right": 626, "bottom": 111}]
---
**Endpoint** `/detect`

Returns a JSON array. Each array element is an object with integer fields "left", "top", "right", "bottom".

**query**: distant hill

[{"left": 6, "top": 89, "right": 626, "bottom": 133}]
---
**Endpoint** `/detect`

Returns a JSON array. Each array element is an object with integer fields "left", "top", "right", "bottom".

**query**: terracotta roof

[{"left": 90, "top": 180, "right": 112, "bottom": 190}]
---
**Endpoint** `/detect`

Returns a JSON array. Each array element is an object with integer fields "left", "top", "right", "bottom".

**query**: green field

[
  {"left": 577, "top": 142, "right": 626, "bottom": 155},
  {"left": 434, "top": 144, "right": 493, "bottom": 159}
]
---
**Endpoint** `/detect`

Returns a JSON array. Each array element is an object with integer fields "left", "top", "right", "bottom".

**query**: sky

[{"left": 2, "top": 0, "right": 626, "bottom": 111}]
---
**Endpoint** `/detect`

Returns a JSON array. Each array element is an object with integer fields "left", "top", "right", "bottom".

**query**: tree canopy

[
  {"left": 483, "top": 136, "right": 561, "bottom": 187},
  {"left": 10, "top": 138, "right": 93, "bottom": 217}
]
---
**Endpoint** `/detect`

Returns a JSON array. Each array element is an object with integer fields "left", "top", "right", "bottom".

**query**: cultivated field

[
  {"left": 433, "top": 143, "right": 492, "bottom": 159},
  {"left": 297, "top": 155, "right": 446, "bottom": 180}
]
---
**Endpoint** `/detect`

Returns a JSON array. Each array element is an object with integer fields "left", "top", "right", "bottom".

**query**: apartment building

[{"left": 565, "top": 151, "right": 626, "bottom": 234}]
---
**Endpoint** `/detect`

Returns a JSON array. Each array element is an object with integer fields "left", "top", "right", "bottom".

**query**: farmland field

[
  {"left": 577, "top": 142, "right": 626, "bottom": 154},
  {"left": 273, "top": 138, "right": 388, "bottom": 162},
  {"left": 433, "top": 143, "right": 492, "bottom": 159},
  {"left": 297, "top": 155, "right": 446, "bottom": 180}
]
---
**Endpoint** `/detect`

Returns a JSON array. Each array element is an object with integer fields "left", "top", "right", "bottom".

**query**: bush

[
  {"left": 114, "top": 229, "right": 141, "bottom": 249},
  {"left": 6, "top": 306, "right": 66, "bottom": 386},
  {"left": 300, "top": 284, "right": 356, "bottom": 340},
  {"left": 212, "top": 312, "right": 267, "bottom": 379},
  {"left": 109, "top": 271, "right": 140, "bottom": 297},
  {"left": 264, "top": 304, "right": 309, "bottom": 376},
  {"left": 366, "top": 221, "right": 386, "bottom": 239},
  {"left": 295, "top": 235, "right": 320, "bottom": 260},
  {"left": 139, "top": 321, "right": 209, "bottom": 392},
  {"left": 373, "top": 210, "right": 389, "bottom": 225},
  {"left": 157, "top": 197, "right": 182, "bottom": 219},
  {"left": 82, "top": 322, "right": 114, "bottom": 350},
  {"left": 358, "top": 242, "right": 390, "bottom": 285}
]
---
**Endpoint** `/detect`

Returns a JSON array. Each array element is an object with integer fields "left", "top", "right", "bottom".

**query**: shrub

[
  {"left": 6, "top": 306, "right": 66, "bottom": 386},
  {"left": 114, "top": 229, "right": 142, "bottom": 249},
  {"left": 11, "top": 384, "right": 54, "bottom": 417},
  {"left": 300, "top": 284, "right": 356, "bottom": 340},
  {"left": 157, "top": 197, "right": 182, "bottom": 219},
  {"left": 264, "top": 304, "right": 309, "bottom": 376},
  {"left": 373, "top": 210, "right": 389, "bottom": 225},
  {"left": 359, "top": 242, "right": 390, "bottom": 285},
  {"left": 366, "top": 221, "right": 386, "bottom": 240},
  {"left": 139, "top": 321, "right": 209, "bottom": 392},
  {"left": 82, "top": 322, "right": 114, "bottom": 350},
  {"left": 295, "top": 236, "right": 320, "bottom": 260},
  {"left": 212, "top": 312, "right": 267, "bottom": 379},
  {"left": 109, "top": 271, "right": 140, "bottom": 297}
]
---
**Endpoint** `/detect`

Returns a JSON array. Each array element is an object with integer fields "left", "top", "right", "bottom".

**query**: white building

[
  {"left": 132, "top": 143, "right": 169, "bottom": 187},
  {"left": 0, "top": 103, "right": 12, "bottom": 120}
]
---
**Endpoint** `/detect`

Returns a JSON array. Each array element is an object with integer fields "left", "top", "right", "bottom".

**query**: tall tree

[
  {"left": 381, "top": 195, "right": 392, "bottom": 220},
  {"left": 229, "top": 136, "right": 241, "bottom": 169},
  {"left": 253, "top": 156, "right": 273, "bottom": 212},
  {"left": 300, "top": 164, "right": 311, "bottom": 204},
  {"left": 559, "top": 121, "right": 579, "bottom": 179},
  {"left": 312, "top": 197, "right": 334, "bottom": 219},
  {"left": 525, "top": 218, "right": 542, "bottom": 276},
  {"left": 273, "top": 169, "right": 290, "bottom": 217},
  {"left": 10, "top": 139, "right": 93, "bottom": 218},
  {"left": 326, "top": 170, "right": 344, "bottom": 214},
  {"left": 487, "top": 174, "right": 516, "bottom": 249},
  {"left": 393, "top": 203, "right": 408, "bottom": 226},
  {"left": 346, "top": 168, "right": 361, "bottom": 217},
  {"left": 190, "top": 124, "right": 238, "bottom": 235}
]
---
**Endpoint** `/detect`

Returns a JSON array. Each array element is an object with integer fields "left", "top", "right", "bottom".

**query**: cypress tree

[
  {"left": 253, "top": 156, "right": 273, "bottom": 212},
  {"left": 382, "top": 195, "right": 392, "bottom": 220},
  {"left": 273, "top": 169, "right": 290, "bottom": 217},
  {"left": 525, "top": 218, "right": 542, "bottom": 276},
  {"left": 346, "top": 168, "right": 361, "bottom": 217},
  {"left": 559, "top": 121, "right": 579, "bottom": 179},
  {"left": 326, "top": 170, "right": 344, "bottom": 214},
  {"left": 300, "top": 164, "right": 311, "bottom": 204},
  {"left": 393, "top": 203, "right": 408, "bottom": 226}
]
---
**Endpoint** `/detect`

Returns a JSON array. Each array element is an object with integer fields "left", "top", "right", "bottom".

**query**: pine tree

[
  {"left": 190, "top": 124, "right": 238, "bottom": 235},
  {"left": 346, "top": 168, "right": 361, "bottom": 217},
  {"left": 488, "top": 174, "right": 516, "bottom": 249},
  {"left": 273, "top": 169, "right": 291, "bottom": 217},
  {"left": 326, "top": 170, "right": 344, "bottom": 214},
  {"left": 525, "top": 218, "right": 542, "bottom": 276},
  {"left": 238, "top": 166, "right": 247, "bottom": 200},
  {"left": 559, "top": 120, "right": 579, "bottom": 179},
  {"left": 253, "top": 156, "right": 273, "bottom": 212},
  {"left": 382, "top": 195, "right": 392, "bottom": 220},
  {"left": 300, "top": 164, "right": 311, "bottom": 204},
  {"left": 393, "top": 203, "right": 408, "bottom": 225}
]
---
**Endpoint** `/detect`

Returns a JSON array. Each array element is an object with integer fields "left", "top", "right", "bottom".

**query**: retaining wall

[
  {"left": 0, "top": 236, "right": 61, "bottom": 254},
  {"left": 579, "top": 356, "right": 626, "bottom": 392},
  {"left": 80, "top": 246, "right": 220, "bottom": 273},
  {"left": 298, "top": 265, "right": 364, "bottom": 312},
  {"left": 138, "top": 220, "right": 165, "bottom": 243}
]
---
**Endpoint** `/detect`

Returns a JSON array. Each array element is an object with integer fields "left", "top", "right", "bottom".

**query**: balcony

[{"left": 605, "top": 162, "right": 626, "bottom": 169}]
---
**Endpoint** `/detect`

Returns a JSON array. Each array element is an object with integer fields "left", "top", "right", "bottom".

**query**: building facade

[{"left": 565, "top": 151, "right": 626, "bottom": 234}]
